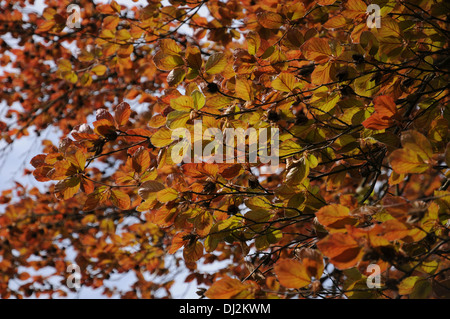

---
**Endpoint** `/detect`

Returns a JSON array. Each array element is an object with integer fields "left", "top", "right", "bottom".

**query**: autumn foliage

[{"left": 0, "top": 0, "right": 449, "bottom": 299}]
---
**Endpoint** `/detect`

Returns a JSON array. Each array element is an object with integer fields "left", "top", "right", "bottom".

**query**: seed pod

[
  {"left": 385, "top": 279, "right": 399, "bottom": 291},
  {"left": 359, "top": 164, "right": 372, "bottom": 177},
  {"left": 267, "top": 110, "right": 280, "bottom": 122},
  {"left": 207, "top": 82, "right": 219, "bottom": 93},
  {"left": 379, "top": 246, "right": 397, "bottom": 262},
  {"left": 105, "top": 131, "right": 118, "bottom": 141},
  {"left": 202, "top": 181, "right": 216, "bottom": 194},
  {"left": 227, "top": 204, "right": 239, "bottom": 215},
  {"left": 298, "top": 64, "right": 315, "bottom": 76},
  {"left": 336, "top": 68, "right": 348, "bottom": 81},
  {"left": 340, "top": 85, "right": 356, "bottom": 97},
  {"left": 352, "top": 53, "right": 365, "bottom": 64},
  {"left": 295, "top": 112, "right": 308, "bottom": 126},
  {"left": 248, "top": 175, "right": 259, "bottom": 189}
]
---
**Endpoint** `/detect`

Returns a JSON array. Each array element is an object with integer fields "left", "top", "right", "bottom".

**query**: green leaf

[{"left": 191, "top": 90, "right": 205, "bottom": 109}]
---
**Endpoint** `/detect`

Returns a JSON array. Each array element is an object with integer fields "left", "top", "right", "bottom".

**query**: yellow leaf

[
  {"left": 156, "top": 187, "right": 178, "bottom": 203},
  {"left": 102, "top": 15, "right": 120, "bottom": 30},
  {"left": 205, "top": 53, "right": 227, "bottom": 74},
  {"left": 110, "top": 189, "right": 131, "bottom": 210},
  {"left": 148, "top": 114, "right": 167, "bottom": 128},
  {"left": 271, "top": 72, "right": 298, "bottom": 92},
  {"left": 389, "top": 148, "right": 428, "bottom": 174},
  {"left": 398, "top": 276, "right": 422, "bottom": 295},
  {"left": 153, "top": 51, "right": 184, "bottom": 71},
  {"left": 100, "top": 218, "right": 115, "bottom": 235},
  {"left": 235, "top": 76, "right": 252, "bottom": 101},
  {"left": 58, "top": 59, "right": 72, "bottom": 72},
  {"left": 116, "top": 29, "right": 131, "bottom": 41},
  {"left": 159, "top": 38, "right": 181, "bottom": 56},
  {"left": 246, "top": 31, "right": 260, "bottom": 55},
  {"left": 400, "top": 130, "right": 433, "bottom": 162},
  {"left": 66, "top": 148, "right": 86, "bottom": 171},
  {"left": 151, "top": 127, "right": 174, "bottom": 147},
  {"left": 91, "top": 64, "right": 107, "bottom": 76},
  {"left": 170, "top": 96, "right": 194, "bottom": 111}
]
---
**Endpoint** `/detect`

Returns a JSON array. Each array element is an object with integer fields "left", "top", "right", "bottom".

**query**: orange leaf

[
  {"left": 159, "top": 38, "right": 181, "bottom": 56},
  {"left": 110, "top": 189, "right": 131, "bottom": 210},
  {"left": 182, "top": 163, "right": 218, "bottom": 178},
  {"left": 389, "top": 148, "right": 428, "bottom": 174},
  {"left": 274, "top": 259, "right": 311, "bottom": 288},
  {"left": 317, "top": 232, "right": 363, "bottom": 269},
  {"left": 65, "top": 148, "right": 86, "bottom": 172},
  {"left": 205, "top": 276, "right": 253, "bottom": 299},
  {"left": 183, "top": 240, "right": 203, "bottom": 263},
  {"left": 258, "top": 12, "right": 284, "bottom": 29},
  {"left": 93, "top": 118, "right": 116, "bottom": 137},
  {"left": 55, "top": 176, "right": 81, "bottom": 200},
  {"left": 132, "top": 146, "right": 150, "bottom": 174},
  {"left": 362, "top": 95, "right": 397, "bottom": 130},
  {"left": 301, "top": 37, "right": 332, "bottom": 64},
  {"left": 323, "top": 15, "right": 347, "bottom": 29},
  {"left": 315, "top": 204, "right": 358, "bottom": 229},
  {"left": 311, "top": 63, "right": 333, "bottom": 85},
  {"left": 219, "top": 164, "right": 243, "bottom": 180},
  {"left": 380, "top": 219, "right": 411, "bottom": 241},
  {"left": 156, "top": 187, "right": 178, "bottom": 203},
  {"left": 235, "top": 76, "right": 252, "bottom": 101},
  {"left": 113, "top": 102, "right": 131, "bottom": 126},
  {"left": 148, "top": 114, "right": 167, "bottom": 128},
  {"left": 342, "top": 0, "right": 367, "bottom": 19},
  {"left": 316, "top": 0, "right": 336, "bottom": 5},
  {"left": 298, "top": 248, "right": 324, "bottom": 279}
]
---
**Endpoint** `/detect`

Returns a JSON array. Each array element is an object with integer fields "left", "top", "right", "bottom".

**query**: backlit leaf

[{"left": 274, "top": 259, "right": 311, "bottom": 288}]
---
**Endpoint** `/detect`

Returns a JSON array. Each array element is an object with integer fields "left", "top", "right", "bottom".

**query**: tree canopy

[{"left": 0, "top": 0, "right": 449, "bottom": 299}]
